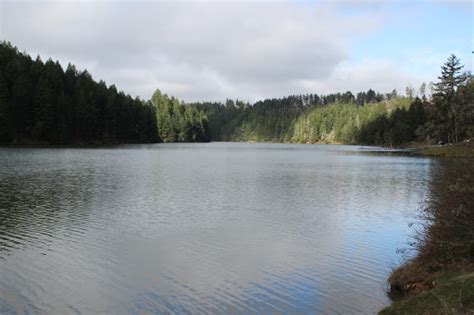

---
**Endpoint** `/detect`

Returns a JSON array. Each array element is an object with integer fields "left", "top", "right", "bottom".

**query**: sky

[{"left": 0, "top": 0, "right": 472, "bottom": 103}]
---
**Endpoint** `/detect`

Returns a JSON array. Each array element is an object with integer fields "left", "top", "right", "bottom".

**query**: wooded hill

[
  {"left": 192, "top": 54, "right": 473, "bottom": 146},
  {"left": 1, "top": 42, "right": 472, "bottom": 147},
  {"left": 0, "top": 42, "right": 208, "bottom": 144}
]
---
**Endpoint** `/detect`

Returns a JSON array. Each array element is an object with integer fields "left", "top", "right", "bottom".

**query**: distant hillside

[
  {"left": 191, "top": 55, "right": 473, "bottom": 147},
  {"left": 2, "top": 43, "right": 472, "bottom": 147}
]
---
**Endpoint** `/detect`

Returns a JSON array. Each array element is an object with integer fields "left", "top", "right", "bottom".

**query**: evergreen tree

[
  {"left": 366, "top": 89, "right": 376, "bottom": 103},
  {"left": 151, "top": 89, "right": 209, "bottom": 142},
  {"left": 0, "top": 73, "right": 9, "bottom": 141},
  {"left": 32, "top": 75, "right": 53, "bottom": 139},
  {"left": 405, "top": 85, "right": 415, "bottom": 100},
  {"left": 433, "top": 54, "right": 467, "bottom": 143},
  {"left": 0, "top": 41, "right": 164, "bottom": 144},
  {"left": 455, "top": 74, "right": 474, "bottom": 139}
]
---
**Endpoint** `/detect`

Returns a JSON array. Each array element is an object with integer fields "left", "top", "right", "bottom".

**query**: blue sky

[
  {"left": 349, "top": 2, "right": 472, "bottom": 76},
  {"left": 1, "top": 0, "right": 472, "bottom": 102}
]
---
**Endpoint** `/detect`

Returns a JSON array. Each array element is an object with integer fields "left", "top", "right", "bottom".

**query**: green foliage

[
  {"left": 288, "top": 98, "right": 416, "bottom": 145},
  {"left": 32, "top": 75, "right": 53, "bottom": 139},
  {"left": 455, "top": 75, "right": 474, "bottom": 139},
  {"left": 0, "top": 72, "right": 9, "bottom": 141},
  {"left": 194, "top": 94, "right": 418, "bottom": 146},
  {"left": 3, "top": 43, "right": 470, "bottom": 147},
  {"left": 380, "top": 271, "right": 474, "bottom": 315},
  {"left": 0, "top": 41, "right": 159, "bottom": 144},
  {"left": 431, "top": 54, "right": 469, "bottom": 143},
  {"left": 151, "top": 89, "right": 209, "bottom": 142},
  {"left": 356, "top": 98, "right": 427, "bottom": 146},
  {"left": 416, "top": 142, "right": 474, "bottom": 158},
  {"left": 383, "top": 160, "right": 474, "bottom": 314},
  {"left": 192, "top": 55, "right": 472, "bottom": 148}
]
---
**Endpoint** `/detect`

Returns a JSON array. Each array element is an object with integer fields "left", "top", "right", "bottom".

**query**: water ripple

[{"left": 0, "top": 143, "right": 432, "bottom": 313}]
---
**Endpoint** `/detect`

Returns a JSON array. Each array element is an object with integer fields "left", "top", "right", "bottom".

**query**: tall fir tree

[{"left": 433, "top": 54, "right": 466, "bottom": 143}]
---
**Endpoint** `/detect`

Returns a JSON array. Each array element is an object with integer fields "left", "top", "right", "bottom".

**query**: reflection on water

[{"left": 0, "top": 143, "right": 432, "bottom": 314}]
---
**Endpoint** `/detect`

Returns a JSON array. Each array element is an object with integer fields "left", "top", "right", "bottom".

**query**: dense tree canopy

[
  {"left": 0, "top": 42, "right": 160, "bottom": 144},
  {"left": 151, "top": 89, "right": 209, "bottom": 142},
  {"left": 191, "top": 55, "right": 473, "bottom": 147},
  {"left": 1, "top": 43, "right": 471, "bottom": 147},
  {"left": 191, "top": 93, "right": 416, "bottom": 145}
]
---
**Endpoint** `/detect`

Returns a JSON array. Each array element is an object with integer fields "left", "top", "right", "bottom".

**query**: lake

[{"left": 0, "top": 143, "right": 433, "bottom": 314}]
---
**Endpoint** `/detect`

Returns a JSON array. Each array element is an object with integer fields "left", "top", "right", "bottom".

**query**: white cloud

[
  {"left": 0, "top": 0, "right": 425, "bottom": 102},
  {"left": 299, "top": 59, "right": 425, "bottom": 96}
]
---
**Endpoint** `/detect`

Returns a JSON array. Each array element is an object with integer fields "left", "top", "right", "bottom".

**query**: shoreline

[
  {"left": 2, "top": 140, "right": 473, "bottom": 158},
  {"left": 410, "top": 142, "right": 474, "bottom": 158},
  {"left": 380, "top": 159, "right": 474, "bottom": 314}
]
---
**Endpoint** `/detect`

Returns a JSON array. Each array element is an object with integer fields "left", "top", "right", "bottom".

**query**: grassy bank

[
  {"left": 380, "top": 271, "right": 474, "bottom": 314},
  {"left": 413, "top": 142, "right": 474, "bottom": 158},
  {"left": 380, "top": 160, "right": 474, "bottom": 314}
]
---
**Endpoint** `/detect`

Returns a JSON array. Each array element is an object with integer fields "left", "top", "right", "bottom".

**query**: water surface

[{"left": 0, "top": 143, "right": 432, "bottom": 314}]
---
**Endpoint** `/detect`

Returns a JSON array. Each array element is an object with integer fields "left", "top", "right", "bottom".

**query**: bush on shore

[{"left": 383, "top": 159, "right": 474, "bottom": 313}]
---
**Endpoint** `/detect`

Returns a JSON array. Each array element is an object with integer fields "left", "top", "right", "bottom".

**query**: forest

[
  {"left": 0, "top": 42, "right": 208, "bottom": 144},
  {"left": 152, "top": 89, "right": 209, "bottom": 142},
  {"left": 192, "top": 55, "right": 473, "bottom": 146},
  {"left": 1, "top": 41, "right": 472, "bottom": 147}
]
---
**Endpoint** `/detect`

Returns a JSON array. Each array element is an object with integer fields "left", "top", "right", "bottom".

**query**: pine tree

[
  {"left": 434, "top": 54, "right": 465, "bottom": 95},
  {"left": 455, "top": 75, "right": 474, "bottom": 140},
  {"left": 32, "top": 76, "right": 53, "bottom": 139},
  {"left": 0, "top": 73, "right": 9, "bottom": 141},
  {"left": 405, "top": 85, "right": 415, "bottom": 100},
  {"left": 366, "top": 89, "right": 376, "bottom": 103},
  {"left": 433, "top": 54, "right": 466, "bottom": 143}
]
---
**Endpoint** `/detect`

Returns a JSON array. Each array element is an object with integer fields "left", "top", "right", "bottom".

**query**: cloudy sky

[{"left": 0, "top": 0, "right": 472, "bottom": 102}]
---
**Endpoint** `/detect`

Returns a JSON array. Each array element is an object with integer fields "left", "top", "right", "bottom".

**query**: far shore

[
  {"left": 2, "top": 139, "right": 473, "bottom": 158},
  {"left": 407, "top": 141, "right": 474, "bottom": 158}
]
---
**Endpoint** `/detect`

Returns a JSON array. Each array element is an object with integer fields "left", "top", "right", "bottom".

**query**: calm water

[{"left": 0, "top": 143, "right": 433, "bottom": 314}]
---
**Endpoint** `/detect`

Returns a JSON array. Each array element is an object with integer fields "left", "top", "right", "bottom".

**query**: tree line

[
  {"left": 0, "top": 42, "right": 158, "bottom": 144},
  {"left": 190, "top": 54, "right": 473, "bottom": 146},
  {"left": 152, "top": 90, "right": 209, "bottom": 142},
  {"left": 0, "top": 42, "right": 209, "bottom": 144},
  {"left": 1, "top": 41, "right": 472, "bottom": 147}
]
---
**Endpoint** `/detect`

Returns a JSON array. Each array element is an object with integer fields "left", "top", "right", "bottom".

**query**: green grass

[
  {"left": 380, "top": 271, "right": 474, "bottom": 315},
  {"left": 415, "top": 142, "right": 474, "bottom": 158}
]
